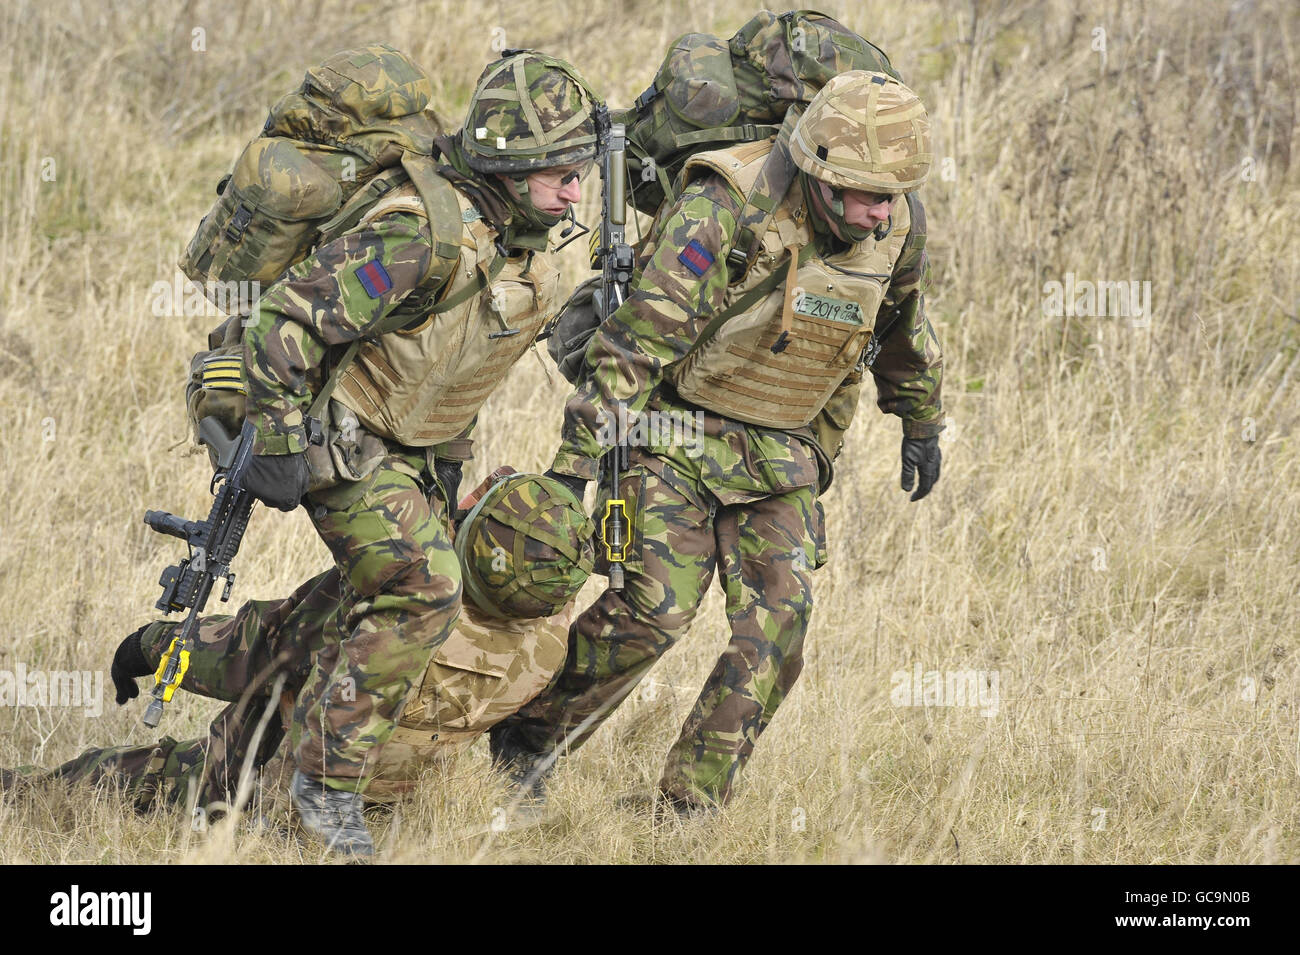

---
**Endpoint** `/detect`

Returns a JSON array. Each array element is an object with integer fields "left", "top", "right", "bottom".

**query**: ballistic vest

[
  {"left": 667, "top": 141, "right": 910, "bottom": 429},
  {"left": 332, "top": 181, "right": 560, "bottom": 446}
]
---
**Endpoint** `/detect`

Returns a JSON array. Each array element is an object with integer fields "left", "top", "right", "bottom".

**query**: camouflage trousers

[
  {"left": 23, "top": 450, "right": 462, "bottom": 806},
  {"left": 290, "top": 451, "right": 462, "bottom": 790},
  {"left": 503, "top": 449, "right": 826, "bottom": 806},
  {"left": 13, "top": 566, "right": 347, "bottom": 811}
]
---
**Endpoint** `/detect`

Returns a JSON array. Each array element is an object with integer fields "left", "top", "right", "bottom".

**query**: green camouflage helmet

[
  {"left": 460, "top": 51, "right": 600, "bottom": 174},
  {"left": 790, "top": 70, "right": 932, "bottom": 193},
  {"left": 455, "top": 472, "right": 596, "bottom": 620}
]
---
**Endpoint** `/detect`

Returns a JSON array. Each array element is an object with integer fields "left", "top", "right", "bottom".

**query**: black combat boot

[
  {"left": 289, "top": 769, "right": 374, "bottom": 859},
  {"left": 488, "top": 723, "right": 557, "bottom": 807}
]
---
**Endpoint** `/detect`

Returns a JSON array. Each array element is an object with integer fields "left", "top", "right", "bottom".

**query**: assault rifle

[
  {"left": 594, "top": 106, "right": 634, "bottom": 589},
  {"left": 139, "top": 417, "right": 258, "bottom": 727}
]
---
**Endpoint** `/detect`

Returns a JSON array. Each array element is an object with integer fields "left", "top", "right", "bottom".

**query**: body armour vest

[
  {"left": 333, "top": 180, "right": 560, "bottom": 446},
  {"left": 667, "top": 141, "right": 910, "bottom": 430}
]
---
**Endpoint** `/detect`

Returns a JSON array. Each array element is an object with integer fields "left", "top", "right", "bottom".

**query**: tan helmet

[{"left": 789, "top": 70, "right": 931, "bottom": 194}]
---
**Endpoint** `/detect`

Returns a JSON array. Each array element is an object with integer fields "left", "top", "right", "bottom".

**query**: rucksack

[
  {"left": 618, "top": 9, "right": 899, "bottom": 215},
  {"left": 177, "top": 45, "right": 474, "bottom": 462},
  {"left": 179, "top": 43, "right": 451, "bottom": 304}
]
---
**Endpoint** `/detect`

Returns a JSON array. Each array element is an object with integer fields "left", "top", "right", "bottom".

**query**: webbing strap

[
  {"left": 307, "top": 339, "right": 361, "bottom": 421},
  {"left": 672, "top": 123, "right": 779, "bottom": 149},
  {"left": 680, "top": 242, "right": 818, "bottom": 363}
]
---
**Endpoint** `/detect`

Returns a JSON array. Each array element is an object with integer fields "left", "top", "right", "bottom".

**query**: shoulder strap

[
  {"left": 725, "top": 111, "right": 802, "bottom": 284},
  {"left": 316, "top": 167, "right": 409, "bottom": 245},
  {"left": 401, "top": 152, "right": 466, "bottom": 279},
  {"left": 679, "top": 242, "right": 818, "bottom": 365}
]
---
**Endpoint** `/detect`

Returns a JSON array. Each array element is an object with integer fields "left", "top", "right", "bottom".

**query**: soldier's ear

[{"left": 496, "top": 173, "right": 530, "bottom": 200}]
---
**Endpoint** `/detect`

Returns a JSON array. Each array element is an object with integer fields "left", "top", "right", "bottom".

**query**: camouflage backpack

[
  {"left": 180, "top": 43, "right": 452, "bottom": 304},
  {"left": 620, "top": 9, "right": 899, "bottom": 215},
  {"left": 178, "top": 44, "right": 475, "bottom": 458},
  {"left": 455, "top": 472, "right": 596, "bottom": 620}
]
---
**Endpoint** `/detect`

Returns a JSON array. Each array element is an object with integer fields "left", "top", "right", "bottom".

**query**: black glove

[
  {"left": 243, "top": 451, "right": 310, "bottom": 512},
  {"left": 110, "top": 626, "right": 154, "bottom": 705},
  {"left": 543, "top": 469, "right": 588, "bottom": 503},
  {"left": 545, "top": 277, "right": 604, "bottom": 385},
  {"left": 900, "top": 435, "right": 941, "bottom": 502},
  {"left": 435, "top": 458, "right": 464, "bottom": 509}
]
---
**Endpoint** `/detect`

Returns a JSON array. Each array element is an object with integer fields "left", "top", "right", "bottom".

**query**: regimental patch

[
  {"left": 356, "top": 259, "right": 393, "bottom": 298},
  {"left": 678, "top": 238, "right": 715, "bottom": 278}
]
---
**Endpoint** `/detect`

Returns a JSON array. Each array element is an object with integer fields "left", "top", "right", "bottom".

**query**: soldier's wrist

[
  {"left": 549, "top": 449, "right": 599, "bottom": 483},
  {"left": 250, "top": 426, "right": 309, "bottom": 455},
  {"left": 901, "top": 416, "right": 944, "bottom": 440}
]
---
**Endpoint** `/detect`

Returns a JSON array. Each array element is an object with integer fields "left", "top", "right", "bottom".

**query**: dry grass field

[{"left": 0, "top": 0, "right": 1296, "bottom": 864}]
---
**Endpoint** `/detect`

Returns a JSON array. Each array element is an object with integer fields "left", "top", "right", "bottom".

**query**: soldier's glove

[
  {"left": 244, "top": 452, "right": 310, "bottom": 512},
  {"left": 900, "top": 435, "right": 941, "bottom": 502},
  {"left": 110, "top": 626, "right": 153, "bottom": 705},
  {"left": 543, "top": 469, "right": 588, "bottom": 504},
  {"left": 435, "top": 458, "right": 464, "bottom": 510},
  {"left": 544, "top": 276, "right": 605, "bottom": 385}
]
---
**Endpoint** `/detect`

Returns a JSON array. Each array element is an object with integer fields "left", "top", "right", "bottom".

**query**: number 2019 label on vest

[{"left": 793, "top": 292, "right": 863, "bottom": 326}]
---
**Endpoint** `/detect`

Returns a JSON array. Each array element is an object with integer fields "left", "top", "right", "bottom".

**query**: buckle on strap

[
  {"left": 224, "top": 203, "right": 254, "bottom": 242},
  {"left": 634, "top": 81, "right": 659, "bottom": 111}
]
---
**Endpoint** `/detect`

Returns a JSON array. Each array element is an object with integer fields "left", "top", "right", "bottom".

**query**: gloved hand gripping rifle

[{"left": 139, "top": 417, "right": 258, "bottom": 727}]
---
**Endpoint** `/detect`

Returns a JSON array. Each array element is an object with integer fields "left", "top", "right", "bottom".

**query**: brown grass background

[{"left": 0, "top": 0, "right": 1297, "bottom": 863}]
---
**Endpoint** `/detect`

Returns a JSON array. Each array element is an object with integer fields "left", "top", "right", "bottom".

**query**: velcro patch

[
  {"left": 356, "top": 259, "right": 393, "bottom": 298},
  {"left": 678, "top": 238, "right": 715, "bottom": 278}
]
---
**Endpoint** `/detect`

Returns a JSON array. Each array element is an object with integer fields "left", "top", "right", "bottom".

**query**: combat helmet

[
  {"left": 455, "top": 471, "right": 596, "bottom": 620},
  {"left": 789, "top": 70, "right": 931, "bottom": 194},
  {"left": 460, "top": 51, "right": 599, "bottom": 175}
]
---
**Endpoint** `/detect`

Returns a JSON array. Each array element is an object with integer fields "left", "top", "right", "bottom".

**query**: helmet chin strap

[
  {"left": 502, "top": 174, "right": 563, "bottom": 231},
  {"left": 812, "top": 179, "right": 876, "bottom": 243},
  {"left": 827, "top": 186, "right": 845, "bottom": 217}
]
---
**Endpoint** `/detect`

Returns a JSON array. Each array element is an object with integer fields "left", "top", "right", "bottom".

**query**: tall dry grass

[{"left": 0, "top": 0, "right": 1296, "bottom": 863}]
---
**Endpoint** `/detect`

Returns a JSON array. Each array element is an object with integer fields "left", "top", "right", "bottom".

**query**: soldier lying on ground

[{"left": 1, "top": 470, "right": 592, "bottom": 857}]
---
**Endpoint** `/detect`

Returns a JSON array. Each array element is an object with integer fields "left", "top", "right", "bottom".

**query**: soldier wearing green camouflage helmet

[
  {"left": 456, "top": 471, "right": 596, "bottom": 620},
  {"left": 104, "top": 49, "right": 601, "bottom": 857},
  {"left": 2, "top": 470, "right": 583, "bottom": 823},
  {"left": 491, "top": 70, "right": 943, "bottom": 812}
]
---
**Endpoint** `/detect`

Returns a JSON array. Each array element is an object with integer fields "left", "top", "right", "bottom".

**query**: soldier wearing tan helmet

[
  {"left": 102, "top": 49, "right": 603, "bottom": 857},
  {"left": 492, "top": 71, "right": 944, "bottom": 813}
]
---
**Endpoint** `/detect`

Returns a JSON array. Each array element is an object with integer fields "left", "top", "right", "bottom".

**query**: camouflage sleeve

[
  {"left": 550, "top": 178, "right": 741, "bottom": 480},
  {"left": 871, "top": 194, "right": 944, "bottom": 439},
  {"left": 241, "top": 211, "right": 451, "bottom": 455}
]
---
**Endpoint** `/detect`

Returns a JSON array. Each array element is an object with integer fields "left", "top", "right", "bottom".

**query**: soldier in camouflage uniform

[
  {"left": 3, "top": 472, "right": 590, "bottom": 826},
  {"left": 101, "top": 51, "right": 602, "bottom": 856},
  {"left": 492, "top": 71, "right": 943, "bottom": 811}
]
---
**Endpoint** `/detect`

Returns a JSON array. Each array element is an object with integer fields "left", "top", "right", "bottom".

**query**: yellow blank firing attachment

[
  {"left": 153, "top": 636, "right": 192, "bottom": 703},
  {"left": 603, "top": 499, "right": 629, "bottom": 562}
]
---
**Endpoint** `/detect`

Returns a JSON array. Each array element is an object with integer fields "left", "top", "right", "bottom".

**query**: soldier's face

[
  {"left": 520, "top": 161, "right": 588, "bottom": 216},
  {"left": 839, "top": 186, "right": 897, "bottom": 232}
]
